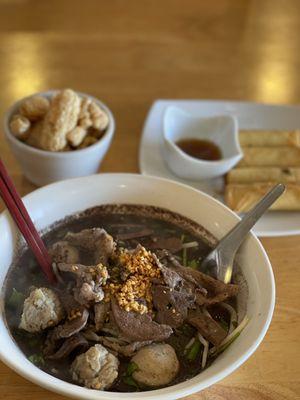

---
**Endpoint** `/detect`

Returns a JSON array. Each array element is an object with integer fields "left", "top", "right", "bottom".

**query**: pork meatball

[
  {"left": 71, "top": 344, "right": 119, "bottom": 390},
  {"left": 19, "top": 288, "right": 64, "bottom": 333},
  {"left": 131, "top": 343, "right": 179, "bottom": 387},
  {"left": 50, "top": 241, "right": 80, "bottom": 264}
]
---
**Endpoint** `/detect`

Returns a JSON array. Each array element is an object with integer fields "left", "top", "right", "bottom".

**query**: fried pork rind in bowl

[{"left": 4, "top": 89, "right": 115, "bottom": 186}]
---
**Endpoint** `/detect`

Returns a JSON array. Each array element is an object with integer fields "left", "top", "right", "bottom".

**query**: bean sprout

[
  {"left": 52, "top": 262, "right": 64, "bottom": 284},
  {"left": 198, "top": 333, "right": 209, "bottom": 369},
  {"left": 182, "top": 241, "right": 199, "bottom": 249},
  {"left": 184, "top": 337, "right": 195, "bottom": 352}
]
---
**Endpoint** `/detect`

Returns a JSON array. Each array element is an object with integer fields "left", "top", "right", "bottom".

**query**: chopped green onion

[
  {"left": 187, "top": 259, "right": 199, "bottom": 269},
  {"left": 28, "top": 353, "right": 45, "bottom": 366},
  {"left": 123, "top": 361, "right": 140, "bottom": 389},
  {"left": 123, "top": 375, "right": 139, "bottom": 388},
  {"left": 126, "top": 361, "right": 139, "bottom": 376},
  {"left": 186, "top": 339, "right": 201, "bottom": 361},
  {"left": 7, "top": 288, "right": 25, "bottom": 309}
]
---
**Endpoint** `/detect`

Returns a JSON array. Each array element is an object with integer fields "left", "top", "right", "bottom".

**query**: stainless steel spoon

[{"left": 201, "top": 183, "right": 285, "bottom": 284}]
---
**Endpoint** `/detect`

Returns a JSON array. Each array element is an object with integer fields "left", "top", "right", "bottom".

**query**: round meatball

[
  {"left": 131, "top": 343, "right": 179, "bottom": 387},
  {"left": 50, "top": 241, "right": 80, "bottom": 264},
  {"left": 19, "top": 288, "right": 64, "bottom": 333},
  {"left": 71, "top": 344, "right": 119, "bottom": 390}
]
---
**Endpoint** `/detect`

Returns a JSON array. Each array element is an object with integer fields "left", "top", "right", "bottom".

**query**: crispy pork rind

[
  {"left": 9, "top": 114, "right": 31, "bottom": 139},
  {"left": 39, "top": 89, "right": 81, "bottom": 151},
  {"left": 10, "top": 89, "right": 109, "bottom": 151},
  {"left": 67, "top": 126, "right": 87, "bottom": 147},
  {"left": 20, "top": 96, "right": 50, "bottom": 121},
  {"left": 78, "top": 97, "right": 109, "bottom": 132},
  {"left": 78, "top": 97, "right": 92, "bottom": 129},
  {"left": 88, "top": 101, "right": 109, "bottom": 131},
  {"left": 25, "top": 120, "right": 43, "bottom": 148}
]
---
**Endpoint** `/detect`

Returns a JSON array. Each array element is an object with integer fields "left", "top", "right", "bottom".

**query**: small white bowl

[
  {"left": 4, "top": 90, "right": 115, "bottom": 186},
  {"left": 163, "top": 106, "right": 243, "bottom": 180},
  {"left": 0, "top": 174, "right": 275, "bottom": 400}
]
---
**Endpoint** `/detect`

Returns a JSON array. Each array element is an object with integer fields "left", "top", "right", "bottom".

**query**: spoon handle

[
  {"left": 220, "top": 183, "right": 285, "bottom": 250},
  {"left": 205, "top": 183, "right": 285, "bottom": 283}
]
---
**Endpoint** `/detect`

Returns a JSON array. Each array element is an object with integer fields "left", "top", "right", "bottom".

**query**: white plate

[{"left": 139, "top": 99, "right": 300, "bottom": 237}]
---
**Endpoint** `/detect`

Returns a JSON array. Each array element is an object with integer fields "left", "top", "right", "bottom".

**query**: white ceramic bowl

[
  {"left": 0, "top": 174, "right": 275, "bottom": 400},
  {"left": 163, "top": 106, "right": 243, "bottom": 180},
  {"left": 4, "top": 91, "right": 115, "bottom": 186}
]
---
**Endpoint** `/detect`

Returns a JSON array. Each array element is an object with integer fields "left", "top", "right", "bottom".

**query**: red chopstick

[{"left": 0, "top": 159, "right": 55, "bottom": 283}]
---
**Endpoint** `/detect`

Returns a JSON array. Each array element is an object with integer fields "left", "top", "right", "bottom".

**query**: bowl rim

[
  {"left": 0, "top": 173, "right": 275, "bottom": 400},
  {"left": 3, "top": 90, "right": 115, "bottom": 158},
  {"left": 163, "top": 105, "right": 243, "bottom": 165}
]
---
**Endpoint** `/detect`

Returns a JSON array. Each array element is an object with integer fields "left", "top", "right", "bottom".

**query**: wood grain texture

[{"left": 0, "top": 0, "right": 299, "bottom": 399}]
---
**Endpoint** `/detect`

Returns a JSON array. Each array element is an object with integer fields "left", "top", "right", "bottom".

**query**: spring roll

[
  {"left": 225, "top": 183, "right": 300, "bottom": 212},
  {"left": 239, "top": 130, "right": 300, "bottom": 147},
  {"left": 237, "top": 147, "right": 300, "bottom": 168},
  {"left": 227, "top": 167, "right": 300, "bottom": 184}
]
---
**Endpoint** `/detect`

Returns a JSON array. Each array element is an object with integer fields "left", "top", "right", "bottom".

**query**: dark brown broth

[{"left": 4, "top": 206, "right": 231, "bottom": 392}]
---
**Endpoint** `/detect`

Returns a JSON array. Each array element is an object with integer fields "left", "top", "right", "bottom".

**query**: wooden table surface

[{"left": 0, "top": 1, "right": 299, "bottom": 399}]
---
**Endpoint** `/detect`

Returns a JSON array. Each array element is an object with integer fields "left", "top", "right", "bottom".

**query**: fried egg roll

[
  {"left": 237, "top": 147, "right": 300, "bottom": 167},
  {"left": 227, "top": 167, "right": 300, "bottom": 184},
  {"left": 239, "top": 130, "right": 300, "bottom": 147},
  {"left": 225, "top": 183, "right": 300, "bottom": 212}
]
